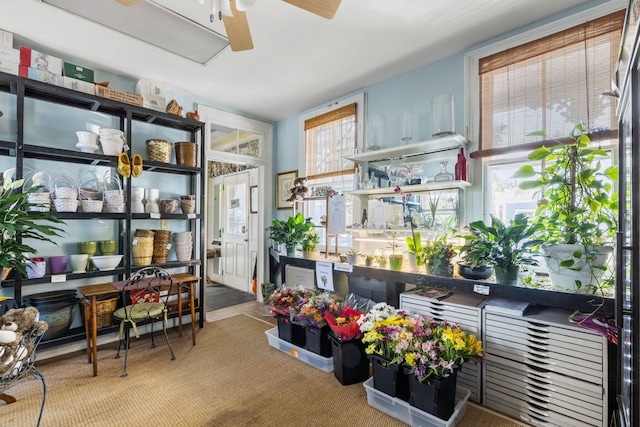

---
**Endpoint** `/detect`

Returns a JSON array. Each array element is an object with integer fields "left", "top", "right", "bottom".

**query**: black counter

[{"left": 279, "top": 256, "right": 615, "bottom": 316}]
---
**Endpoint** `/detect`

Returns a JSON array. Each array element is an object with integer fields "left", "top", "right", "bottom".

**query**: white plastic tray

[{"left": 265, "top": 327, "right": 333, "bottom": 373}]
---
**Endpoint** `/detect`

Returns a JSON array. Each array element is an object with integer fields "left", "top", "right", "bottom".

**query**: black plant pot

[
  {"left": 328, "top": 331, "right": 370, "bottom": 385},
  {"left": 369, "top": 354, "right": 409, "bottom": 400},
  {"left": 407, "top": 369, "right": 458, "bottom": 421},
  {"left": 457, "top": 263, "right": 494, "bottom": 280}
]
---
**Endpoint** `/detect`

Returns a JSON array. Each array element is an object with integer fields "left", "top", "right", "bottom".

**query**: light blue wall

[{"left": 273, "top": 0, "right": 615, "bottom": 178}]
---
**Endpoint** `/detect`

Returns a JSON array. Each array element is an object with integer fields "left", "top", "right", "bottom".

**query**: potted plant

[
  {"left": 346, "top": 248, "right": 360, "bottom": 265},
  {"left": 266, "top": 212, "right": 313, "bottom": 257},
  {"left": 375, "top": 253, "right": 388, "bottom": 268},
  {"left": 422, "top": 233, "right": 455, "bottom": 277},
  {"left": 514, "top": 123, "right": 618, "bottom": 294},
  {"left": 461, "top": 213, "right": 542, "bottom": 285},
  {"left": 406, "top": 230, "right": 424, "bottom": 271},
  {"left": 456, "top": 230, "right": 495, "bottom": 280},
  {"left": 0, "top": 169, "right": 65, "bottom": 280},
  {"left": 301, "top": 229, "right": 320, "bottom": 260},
  {"left": 386, "top": 232, "right": 404, "bottom": 271},
  {"left": 364, "top": 253, "right": 375, "bottom": 267}
]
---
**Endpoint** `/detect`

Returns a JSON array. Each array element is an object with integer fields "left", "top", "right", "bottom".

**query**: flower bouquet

[
  {"left": 265, "top": 286, "right": 311, "bottom": 346},
  {"left": 294, "top": 291, "right": 343, "bottom": 357}
]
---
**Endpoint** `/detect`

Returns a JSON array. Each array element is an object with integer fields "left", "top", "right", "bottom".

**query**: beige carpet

[{"left": 2, "top": 314, "right": 527, "bottom": 427}]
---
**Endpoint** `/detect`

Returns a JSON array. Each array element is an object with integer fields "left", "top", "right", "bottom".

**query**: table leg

[
  {"left": 189, "top": 281, "right": 196, "bottom": 345},
  {"left": 90, "top": 296, "right": 98, "bottom": 376},
  {"left": 177, "top": 285, "right": 183, "bottom": 337},
  {"left": 83, "top": 299, "right": 91, "bottom": 363}
]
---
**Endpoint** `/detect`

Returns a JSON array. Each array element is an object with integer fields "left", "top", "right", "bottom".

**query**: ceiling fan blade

[
  {"left": 222, "top": 1, "right": 254, "bottom": 51},
  {"left": 114, "top": 0, "right": 144, "bottom": 6},
  {"left": 283, "top": 0, "right": 341, "bottom": 19}
]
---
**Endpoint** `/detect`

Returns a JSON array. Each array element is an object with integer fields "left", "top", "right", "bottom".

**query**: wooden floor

[{"left": 205, "top": 300, "right": 276, "bottom": 325}]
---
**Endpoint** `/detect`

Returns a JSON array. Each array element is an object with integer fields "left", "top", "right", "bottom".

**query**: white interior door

[{"left": 221, "top": 172, "right": 250, "bottom": 291}]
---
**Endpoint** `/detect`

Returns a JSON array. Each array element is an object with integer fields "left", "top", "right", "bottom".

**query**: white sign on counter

[
  {"left": 327, "top": 195, "right": 345, "bottom": 234},
  {"left": 315, "top": 261, "right": 334, "bottom": 291}
]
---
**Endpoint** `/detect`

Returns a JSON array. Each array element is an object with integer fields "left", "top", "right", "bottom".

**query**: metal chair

[
  {"left": 114, "top": 267, "right": 176, "bottom": 377},
  {"left": 0, "top": 316, "right": 48, "bottom": 427}
]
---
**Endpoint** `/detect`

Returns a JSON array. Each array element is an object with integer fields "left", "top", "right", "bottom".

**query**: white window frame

[
  {"left": 464, "top": 0, "right": 626, "bottom": 222},
  {"left": 297, "top": 92, "right": 366, "bottom": 181}
]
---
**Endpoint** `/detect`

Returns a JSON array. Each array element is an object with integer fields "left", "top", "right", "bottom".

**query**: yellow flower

[{"left": 405, "top": 352, "right": 416, "bottom": 366}]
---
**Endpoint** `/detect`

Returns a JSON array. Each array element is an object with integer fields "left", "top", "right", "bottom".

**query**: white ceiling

[{"left": 1, "top": 0, "right": 601, "bottom": 122}]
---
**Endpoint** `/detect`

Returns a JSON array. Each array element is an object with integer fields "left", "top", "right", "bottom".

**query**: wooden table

[{"left": 77, "top": 273, "right": 200, "bottom": 376}]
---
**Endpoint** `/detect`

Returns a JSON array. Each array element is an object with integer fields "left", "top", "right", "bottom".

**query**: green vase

[
  {"left": 388, "top": 255, "right": 404, "bottom": 271},
  {"left": 495, "top": 265, "right": 519, "bottom": 285},
  {"left": 286, "top": 246, "right": 296, "bottom": 257}
]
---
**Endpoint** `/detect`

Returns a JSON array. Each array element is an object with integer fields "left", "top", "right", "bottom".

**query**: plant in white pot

[
  {"left": 514, "top": 123, "right": 618, "bottom": 294},
  {"left": 301, "top": 229, "right": 320, "bottom": 260}
]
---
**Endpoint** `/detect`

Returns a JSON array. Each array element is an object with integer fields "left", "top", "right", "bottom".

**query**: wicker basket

[
  {"left": 175, "top": 141, "right": 197, "bottom": 167},
  {"left": 146, "top": 139, "right": 172, "bottom": 163},
  {"left": 95, "top": 297, "right": 118, "bottom": 329}
]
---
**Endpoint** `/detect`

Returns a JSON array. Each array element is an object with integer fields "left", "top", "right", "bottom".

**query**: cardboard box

[
  {"left": 141, "top": 95, "right": 166, "bottom": 112},
  {"left": 0, "top": 46, "right": 19, "bottom": 64},
  {"left": 63, "top": 76, "right": 95, "bottom": 95},
  {"left": 19, "top": 65, "right": 64, "bottom": 86},
  {"left": 63, "top": 62, "right": 94, "bottom": 83},
  {"left": 19, "top": 46, "right": 63, "bottom": 75},
  {"left": 0, "top": 59, "right": 18, "bottom": 75},
  {"left": 135, "top": 78, "right": 166, "bottom": 98},
  {"left": 0, "top": 29, "right": 13, "bottom": 48},
  {"left": 94, "top": 85, "right": 143, "bottom": 107}
]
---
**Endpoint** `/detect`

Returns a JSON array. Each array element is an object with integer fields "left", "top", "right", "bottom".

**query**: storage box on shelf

[
  {"left": 400, "top": 288, "right": 486, "bottom": 403},
  {"left": 482, "top": 306, "right": 609, "bottom": 426},
  {"left": 0, "top": 69, "right": 205, "bottom": 345}
]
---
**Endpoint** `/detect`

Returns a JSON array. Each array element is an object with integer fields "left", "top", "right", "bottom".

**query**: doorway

[{"left": 198, "top": 104, "right": 273, "bottom": 308}]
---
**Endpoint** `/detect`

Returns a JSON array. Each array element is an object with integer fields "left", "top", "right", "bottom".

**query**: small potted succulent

[
  {"left": 347, "top": 248, "right": 360, "bottom": 265},
  {"left": 364, "top": 253, "right": 375, "bottom": 267}
]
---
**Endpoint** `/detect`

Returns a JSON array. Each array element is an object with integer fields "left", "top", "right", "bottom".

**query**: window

[
  {"left": 477, "top": 10, "right": 623, "bottom": 155},
  {"left": 466, "top": 4, "right": 624, "bottom": 222}
]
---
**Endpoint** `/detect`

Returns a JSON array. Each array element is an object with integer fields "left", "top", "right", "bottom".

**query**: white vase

[
  {"left": 541, "top": 244, "right": 613, "bottom": 293},
  {"left": 75, "top": 131, "right": 99, "bottom": 153},
  {"left": 144, "top": 188, "right": 160, "bottom": 213}
]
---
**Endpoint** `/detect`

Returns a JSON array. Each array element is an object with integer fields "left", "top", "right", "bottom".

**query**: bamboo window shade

[
  {"left": 305, "top": 103, "right": 357, "bottom": 180},
  {"left": 475, "top": 10, "right": 624, "bottom": 158}
]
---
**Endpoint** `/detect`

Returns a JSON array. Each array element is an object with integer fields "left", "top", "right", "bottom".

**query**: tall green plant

[
  {"left": 266, "top": 212, "right": 313, "bottom": 250},
  {"left": 0, "top": 170, "right": 66, "bottom": 276}
]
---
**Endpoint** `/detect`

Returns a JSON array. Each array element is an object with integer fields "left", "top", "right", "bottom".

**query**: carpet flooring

[
  {"left": 205, "top": 282, "right": 256, "bottom": 312},
  {"left": 2, "top": 314, "right": 525, "bottom": 427}
]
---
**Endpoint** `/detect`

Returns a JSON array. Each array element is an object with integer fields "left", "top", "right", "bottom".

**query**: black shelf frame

[{"left": 0, "top": 70, "right": 207, "bottom": 344}]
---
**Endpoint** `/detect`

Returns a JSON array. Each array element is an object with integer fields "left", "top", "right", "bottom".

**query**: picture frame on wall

[
  {"left": 250, "top": 185, "right": 258, "bottom": 213},
  {"left": 276, "top": 170, "right": 297, "bottom": 210}
]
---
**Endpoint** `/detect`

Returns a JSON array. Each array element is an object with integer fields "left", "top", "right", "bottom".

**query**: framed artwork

[
  {"left": 276, "top": 170, "right": 297, "bottom": 210},
  {"left": 250, "top": 185, "right": 258, "bottom": 213}
]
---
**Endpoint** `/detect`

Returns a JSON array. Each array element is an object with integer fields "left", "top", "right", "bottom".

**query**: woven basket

[
  {"left": 134, "top": 229, "right": 155, "bottom": 238},
  {"left": 53, "top": 198, "right": 78, "bottom": 212},
  {"left": 81, "top": 200, "right": 104, "bottom": 213},
  {"left": 133, "top": 256, "right": 153, "bottom": 266},
  {"left": 54, "top": 187, "right": 78, "bottom": 200},
  {"left": 99, "top": 128, "right": 126, "bottom": 156},
  {"left": 146, "top": 139, "right": 172, "bottom": 163},
  {"left": 95, "top": 297, "right": 118, "bottom": 328}
]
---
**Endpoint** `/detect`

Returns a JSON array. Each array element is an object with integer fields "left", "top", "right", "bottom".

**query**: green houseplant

[
  {"left": 514, "top": 123, "right": 618, "bottom": 294},
  {"left": 267, "top": 212, "right": 313, "bottom": 256},
  {"left": 301, "top": 229, "right": 320, "bottom": 260},
  {"left": 422, "top": 233, "right": 455, "bottom": 277},
  {"left": 387, "top": 231, "right": 404, "bottom": 271},
  {"left": 460, "top": 213, "right": 542, "bottom": 285},
  {"left": 347, "top": 248, "right": 360, "bottom": 265},
  {"left": 406, "top": 230, "right": 424, "bottom": 271},
  {"left": 0, "top": 169, "right": 66, "bottom": 279}
]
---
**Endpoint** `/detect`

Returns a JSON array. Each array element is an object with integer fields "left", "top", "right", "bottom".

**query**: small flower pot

[
  {"left": 388, "top": 254, "right": 404, "bottom": 271},
  {"left": 495, "top": 265, "right": 519, "bottom": 286}
]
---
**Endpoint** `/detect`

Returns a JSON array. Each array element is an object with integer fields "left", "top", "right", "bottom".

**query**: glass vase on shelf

[
  {"left": 433, "top": 161, "right": 454, "bottom": 182},
  {"left": 387, "top": 157, "right": 411, "bottom": 187}
]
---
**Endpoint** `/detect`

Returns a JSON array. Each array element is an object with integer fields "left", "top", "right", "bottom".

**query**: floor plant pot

[
  {"left": 369, "top": 354, "right": 409, "bottom": 400},
  {"left": 276, "top": 314, "right": 306, "bottom": 347},
  {"left": 407, "top": 369, "right": 458, "bottom": 421},
  {"left": 328, "top": 331, "right": 370, "bottom": 385},
  {"left": 457, "top": 263, "right": 494, "bottom": 280},
  {"left": 541, "top": 244, "right": 613, "bottom": 293},
  {"left": 388, "top": 255, "right": 404, "bottom": 271},
  {"left": 494, "top": 265, "right": 519, "bottom": 286},
  {"left": 305, "top": 325, "right": 332, "bottom": 357}
]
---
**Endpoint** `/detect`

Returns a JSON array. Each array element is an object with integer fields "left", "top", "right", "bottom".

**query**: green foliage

[
  {"left": 0, "top": 169, "right": 66, "bottom": 276},
  {"left": 513, "top": 123, "right": 618, "bottom": 247},
  {"left": 421, "top": 233, "right": 456, "bottom": 272},
  {"left": 266, "top": 212, "right": 313, "bottom": 249},
  {"left": 405, "top": 231, "right": 422, "bottom": 254},
  {"left": 460, "top": 213, "right": 543, "bottom": 271},
  {"left": 301, "top": 229, "right": 320, "bottom": 251}
]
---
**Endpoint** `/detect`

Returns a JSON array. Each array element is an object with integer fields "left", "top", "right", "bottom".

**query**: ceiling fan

[{"left": 115, "top": 0, "right": 342, "bottom": 52}]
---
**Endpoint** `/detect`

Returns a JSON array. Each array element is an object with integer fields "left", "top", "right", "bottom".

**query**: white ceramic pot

[
  {"left": 75, "top": 131, "right": 100, "bottom": 153},
  {"left": 541, "top": 244, "right": 613, "bottom": 293},
  {"left": 69, "top": 254, "right": 89, "bottom": 273}
]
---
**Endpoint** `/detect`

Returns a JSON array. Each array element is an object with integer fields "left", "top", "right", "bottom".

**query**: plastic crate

[
  {"left": 265, "top": 328, "right": 333, "bottom": 373},
  {"left": 364, "top": 377, "right": 470, "bottom": 427}
]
